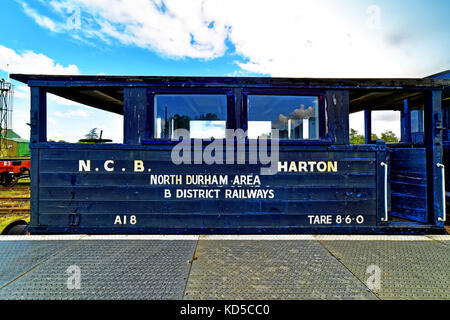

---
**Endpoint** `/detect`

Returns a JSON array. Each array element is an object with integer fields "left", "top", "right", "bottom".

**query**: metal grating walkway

[
  {"left": 184, "top": 239, "right": 376, "bottom": 300},
  {"left": 317, "top": 239, "right": 450, "bottom": 299},
  {"left": 0, "top": 235, "right": 448, "bottom": 300}
]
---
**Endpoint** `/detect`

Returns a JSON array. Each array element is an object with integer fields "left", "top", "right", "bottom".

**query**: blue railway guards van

[{"left": 10, "top": 73, "right": 450, "bottom": 234}]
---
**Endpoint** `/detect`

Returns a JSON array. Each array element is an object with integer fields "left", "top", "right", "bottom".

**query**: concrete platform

[{"left": 0, "top": 235, "right": 449, "bottom": 300}]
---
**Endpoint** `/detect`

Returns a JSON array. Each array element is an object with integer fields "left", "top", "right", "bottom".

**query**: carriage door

[
  {"left": 389, "top": 92, "right": 445, "bottom": 225},
  {"left": 389, "top": 148, "right": 428, "bottom": 223}
]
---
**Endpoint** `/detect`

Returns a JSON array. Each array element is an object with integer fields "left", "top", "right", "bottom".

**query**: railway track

[
  {"left": 0, "top": 197, "right": 30, "bottom": 201},
  {"left": 0, "top": 194, "right": 31, "bottom": 215},
  {"left": 0, "top": 208, "right": 30, "bottom": 214},
  {"left": 0, "top": 185, "right": 30, "bottom": 192}
]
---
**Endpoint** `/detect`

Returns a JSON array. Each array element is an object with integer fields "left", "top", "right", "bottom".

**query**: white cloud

[
  {"left": 350, "top": 110, "right": 401, "bottom": 138},
  {"left": 10, "top": 85, "right": 83, "bottom": 109},
  {"left": 0, "top": 44, "right": 83, "bottom": 108},
  {"left": 20, "top": 0, "right": 229, "bottom": 59},
  {"left": 0, "top": 45, "right": 79, "bottom": 141},
  {"left": 19, "top": 0, "right": 449, "bottom": 77},
  {"left": 0, "top": 44, "right": 79, "bottom": 74},
  {"left": 53, "top": 109, "right": 93, "bottom": 118},
  {"left": 46, "top": 110, "right": 123, "bottom": 143},
  {"left": 48, "top": 94, "right": 87, "bottom": 107},
  {"left": 13, "top": 85, "right": 29, "bottom": 99},
  {"left": 220, "top": 1, "right": 442, "bottom": 78},
  {"left": 48, "top": 117, "right": 57, "bottom": 126},
  {"left": 20, "top": 1, "right": 58, "bottom": 32}
]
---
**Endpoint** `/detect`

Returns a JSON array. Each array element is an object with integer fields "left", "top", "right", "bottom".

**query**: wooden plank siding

[
  {"left": 33, "top": 147, "right": 379, "bottom": 233},
  {"left": 389, "top": 148, "right": 428, "bottom": 223}
]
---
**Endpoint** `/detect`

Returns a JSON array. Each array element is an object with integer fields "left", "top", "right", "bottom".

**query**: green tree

[
  {"left": 380, "top": 130, "right": 399, "bottom": 143},
  {"left": 84, "top": 128, "right": 99, "bottom": 140},
  {"left": 350, "top": 128, "right": 365, "bottom": 144},
  {"left": 350, "top": 129, "right": 399, "bottom": 144}
]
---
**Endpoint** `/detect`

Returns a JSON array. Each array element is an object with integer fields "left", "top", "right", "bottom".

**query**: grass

[
  {"left": 1, "top": 199, "right": 29, "bottom": 209},
  {"left": 0, "top": 181, "right": 30, "bottom": 234},
  {"left": 0, "top": 184, "right": 30, "bottom": 197}
]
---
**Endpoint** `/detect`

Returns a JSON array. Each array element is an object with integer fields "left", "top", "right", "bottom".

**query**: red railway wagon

[{"left": 0, "top": 159, "right": 30, "bottom": 186}]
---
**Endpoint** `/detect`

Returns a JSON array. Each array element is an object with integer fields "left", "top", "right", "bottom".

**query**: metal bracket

[{"left": 69, "top": 213, "right": 80, "bottom": 226}]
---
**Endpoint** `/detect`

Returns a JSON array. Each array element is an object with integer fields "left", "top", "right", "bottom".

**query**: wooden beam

[
  {"left": 350, "top": 92, "right": 392, "bottom": 105},
  {"left": 30, "top": 86, "right": 46, "bottom": 143},
  {"left": 123, "top": 87, "right": 149, "bottom": 144},
  {"left": 100, "top": 88, "right": 124, "bottom": 101},
  {"left": 402, "top": 99, "right": 411, "bottom": 144},
  {"left": 364, "top": 110, "right": 372, "bottom": 144},
  {"left": 424, "top": 90, "right": 444, "bottom": 225},
  {"left": 11, "top": 73, "right": 450, "bottom": 89},
  {"left": 80, "top": 90, "right": 123, "bottom": 105},
  {"left": 325, "top": 90, "right": 349, "bottom": 145},
  {"left": 47, "top": 88, "right": 123, "bottom": 115},
  {"left": 29, "top": 86, "right": 46, "bottom": 227},
  {"left": 351, "top": 91, "right": 422, "bottom": 113}
]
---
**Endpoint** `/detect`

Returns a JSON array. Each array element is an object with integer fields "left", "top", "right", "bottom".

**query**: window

[
  {"left": 371, "top": 111, "right": 401, "bottom": 143},
  {"left": 47, "top": 93, "right": 123, "bottom": 143},
  {"left": 411, "top": 107, "right": 424, "bottom": 133},
  {"left": 154, "top": 94, "right": 227, "bottom": 139},
  {"left": 247, "top": 95, "right": 319, "bottom": 139},
  {"left": 410, "top": 106, "right": 424, "bottom": 144}
]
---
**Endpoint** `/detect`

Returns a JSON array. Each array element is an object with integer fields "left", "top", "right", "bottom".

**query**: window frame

[
  {"left": 444, "top": 101, "right": 450, "bottom": 141},
  {"left": 242, "top": 89, "right": 327, "bottom": 144},
  {"left": 411, "top": 106, "right": 424, "bottom": 134},
  {"left": 142, "top": 87, "right": 329, "bottom": 145},
  {"left": 408, "top": 100, "right": 425, "bottom": 145},
  {"left": 146, "top": 87, "right": 235, "bottom": 142}
]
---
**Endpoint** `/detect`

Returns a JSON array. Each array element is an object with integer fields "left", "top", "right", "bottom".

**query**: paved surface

[{"left": 0, "top": 235, "right": 449, "bottom": 300}]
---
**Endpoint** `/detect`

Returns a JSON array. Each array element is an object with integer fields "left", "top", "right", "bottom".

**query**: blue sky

[{"left": 1, "top": 0, "right": 449, "bottom": 142}]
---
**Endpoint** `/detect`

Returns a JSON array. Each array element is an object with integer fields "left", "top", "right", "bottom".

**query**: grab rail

[
  {"left": 380, "top": 162, "right": 388, "bottom": 222},
  {"left": 437, "top": 163, "right": 446, "bottom": 222}
]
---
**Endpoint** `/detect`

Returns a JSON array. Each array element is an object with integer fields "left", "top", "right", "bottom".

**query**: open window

[
  {"left": 371, "top": 110, "right": 401, "bottom": 143},
  {"left": 46, "top": 92, "right": 123, "bottom": 144},
  {"left": 350, "top": 91, "right": 433, "bottom": 226}
]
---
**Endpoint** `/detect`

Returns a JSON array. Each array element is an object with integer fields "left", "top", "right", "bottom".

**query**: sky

[{"left": 0, "top": 0, "right": 449, "bottom": 142}]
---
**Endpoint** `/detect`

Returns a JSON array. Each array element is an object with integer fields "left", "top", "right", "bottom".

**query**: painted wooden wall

[{"left": 31, "top": 144, "right": 382, "bottom": 233}]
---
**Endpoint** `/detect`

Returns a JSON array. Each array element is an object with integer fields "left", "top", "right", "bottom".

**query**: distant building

[{"left": 1, "top": 129, "right": 30, "bottom": 158}]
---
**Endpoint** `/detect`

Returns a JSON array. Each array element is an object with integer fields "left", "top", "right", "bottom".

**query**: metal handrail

[
  {"left": 380, "top": 162, "right": 388, "bottom": 222},
  {"left": 437, "top": 163, "right": 446, "bottom": 222}
]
